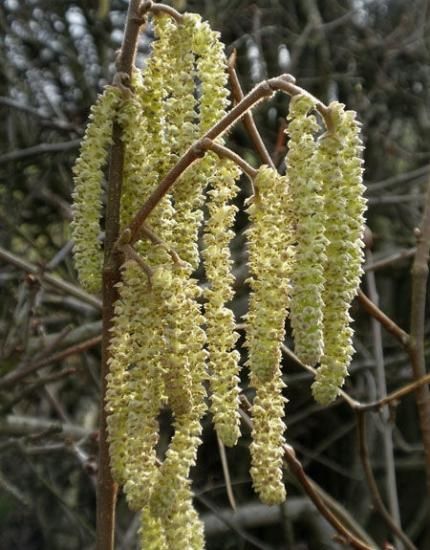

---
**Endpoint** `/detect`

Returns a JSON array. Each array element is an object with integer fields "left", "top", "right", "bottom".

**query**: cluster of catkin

[{"left": 71, "top": 10, "right": 365, "bottom": 550}]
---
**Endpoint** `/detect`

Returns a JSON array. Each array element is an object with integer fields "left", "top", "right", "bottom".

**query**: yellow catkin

[
  {"left": 312, "top": 103, "right": 366, "bottom": 404},
  {"left": 250, "top": 367, "right": 287, "bottom": 505},
  {"left": 171, "top": 13, "right": 232, "bottom": 269},
  {"left": 71, "top": 85, "right": 121, "bottom": 293},
  {"left": 285, "top": 94, "right": 327, "bottom": 367},
  {"left": 139, "top": 508, "right": 168, "bottom": 550},
  {"left": 121, "top": 16, "right": 176, "bottom": 256},
  {"left": 106, "top": 260, "right": 167, "bottom": 509},
  {"left": 245, "top": 166, "right": 294, "bottom": 382},
  {"left": 245, "top": 165, "right": 293, "bottom": 504},
  {"left": 203, "top": 158, "right": 241, "bottom": 447},
  {"left": 149, "top": 266, "right": 207, "bottom": 519}
]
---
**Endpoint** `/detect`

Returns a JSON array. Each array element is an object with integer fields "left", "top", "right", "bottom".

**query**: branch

[
  {"left": 201, "top": 137, "right": 258, "bottom": 179},
  {"left": 356, "top": 411, "right": 417, "bottom": 550},
  {"left": 357, "top": 289, "right": 410, "bottom": 347},
  {"left": 123, "top": 74, "right": 331, "bottom": 245},
  {"left": 0, "top": 139, "right": 81, "bottom": 165},
  {"left": 409, "top": 178, "right": 430, "bottom": 500},
  {"left": 96, "top": 2, "right": 145, "bottom": 549},
  {"left": 148, "top": 1, "right": 184, "bottom": 23},
  {"left": 227, "top": 51, "right": 275, "bottom": 169},
  {"left": 0, "top": 335, "right": 101, "bottom": 390}
]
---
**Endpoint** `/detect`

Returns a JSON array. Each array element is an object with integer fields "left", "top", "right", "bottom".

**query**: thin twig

[
  {"left": 216, "top": 434, "right": 237, "bottom": 511},
  {"left": 0, "top": 246, "right": 102, "bottom": 310},
  {"left": 409, "top": 178, "right": 430, "bottom": 500},
  {"left": 365, "top": 250, "right": 402, "bottom": 546},
  {"left": 149, "top": 1, "right": 184, "bottom": 23},
  {"left": 364, "top": 248, "right": 416, "bottom": 272},
  {"left": 227, "top": 51, "right": 275, "bottom": 169},
  {"left": 356, "top": 411, "right": 417, "bottom": 550},
  {"left": 201, "top": 137, "right": 258, "bottom": 179},
  {"left": 0, "top": 139, "right": 81, "bottom": 164},
  {"left": 357, "top": 289, "right": 410, "bottom": 347},
  {"left": 0, "top": 335, "right": 101, "bottom": 390},
  {"left": 0, "top": 368, "right": 76, "bottom": 414},
  {"left": 359, "top": 374, "right": 430, "bottom": 412}
]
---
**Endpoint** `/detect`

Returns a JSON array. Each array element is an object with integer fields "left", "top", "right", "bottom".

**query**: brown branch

[
  {"left": 0, "top": 335, "right": 101, "bottom": 390},
  {"left": 357, "top": 289, "right": 410, "bottom": 347},
  {"left": 0, "top": 368, "right": 77, "bottom": 415},
  {"left": 201, "top": 137, "right": 258, "bottom": 179},
  {"left": 227, "top": 51, "right": 275, "bottom": 169},
  {"left": 123, "top": 74, "right": 330, "bottom": 245},
  {"left": 356, "top": 412, "right": 417, "bottom": 550},
  {"left": 364, "top": 248, "right": 416, "bottom": 272},
  {"left": 96, "top": 2, "right": 144, "bottom": 549},
  {"left": 148, "top": 1, "right": 184, "bottom": 23},
  {"left": 409, "top": 179, "right": 430, "bottom": 501},
  {"left": 359, "top": 373, "right": 430, "bottom": 412}
]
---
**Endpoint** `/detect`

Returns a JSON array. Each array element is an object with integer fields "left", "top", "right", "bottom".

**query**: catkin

[
  {"left": 203, "top": 158, "right": 242, "bottom": 447},
  {"left": 71, "top": 85, "right": 121, "bottom": 293},
  {"left": 312, "top": 102, "right": 366, "bottom": 404},
  {"left": 245, "top": 165, "right": 293, "bottom": 504},
  {"left": 286, "top": 94, "right": 328, "bottom": 367}
]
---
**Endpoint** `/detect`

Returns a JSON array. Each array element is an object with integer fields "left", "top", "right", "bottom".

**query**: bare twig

[
  {"left": 0, "top": 335, "right": 101, "bottom": 390},
  {"left": 0, "top": 139, "right": 81, "bottom": 164},
  {"left": 216, "top": 434, "right": 237, "bottom": 511},
  {"left": 0, "top": 246, "right": 102, "bottom": 310},
  {"left": 409, "top": 179, "right": 430, "bottom": 500},
  {"left": 227, "top": 51, "right": 275, "bottom": 169},
  {"left": 364, "top": 248, "right": 416, "bottom": 272},
  {"left": 365, "top": 251, "right": 402, "bottom": 546},
  {"left": 356, "top": 412, "right": 417, "bottom": 550},
  {"left": 358, "top": 289, "right": 410, "bottom": 347},
  {"left": 201, "top": 137, "right": 258, "bottom": 179}
]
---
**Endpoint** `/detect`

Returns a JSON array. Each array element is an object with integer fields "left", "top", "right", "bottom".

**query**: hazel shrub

[{"left": 71, "top": 8, "right": 366, "bottom": 549}]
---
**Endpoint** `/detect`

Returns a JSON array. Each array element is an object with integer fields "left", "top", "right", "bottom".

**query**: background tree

[{"left": 1, "top": 0, "right": 430, "bottom": 548}]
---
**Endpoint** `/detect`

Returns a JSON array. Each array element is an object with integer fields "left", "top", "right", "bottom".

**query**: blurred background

[{"left": 1, "top": 0, "right": 429, "bottom": 548}]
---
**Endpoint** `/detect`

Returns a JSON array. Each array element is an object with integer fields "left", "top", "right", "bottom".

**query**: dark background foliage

[{"left": 1, "top": 0, "right": 430, "bottom": 548}]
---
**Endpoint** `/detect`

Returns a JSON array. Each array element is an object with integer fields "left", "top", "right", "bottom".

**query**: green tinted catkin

[
  {"left": 71, "top": 85, "right": 121, "bottom": 293},
  {"left": 203, "top": 158, "right": 242, "bottom": 447},
  {"left": 312, "top": 103, "right": 366, "bottom": 404},
  {"left": 285, "top": 94, "right": 327, "bottom": 367},
  {"left": 245, "top": 165, "right": 293, "bottom": 504}
]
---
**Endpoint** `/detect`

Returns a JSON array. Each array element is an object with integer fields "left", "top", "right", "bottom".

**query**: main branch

[{"left": 96, "top": 1, "right": 145, "bottom": 549}]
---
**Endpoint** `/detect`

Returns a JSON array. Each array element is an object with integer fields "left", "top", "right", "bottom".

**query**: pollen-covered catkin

[
  {"left": 171, "top": 13, "right": 232, "bottom": 269},
  {"left": 245, "top": 165, "right": 294, "bottom": 382},
  {"left": 285, "top": 94, "right": 327, "bottom": 367},
  {"left": 250, "top": 367, "right": 287, "bottom": 505},
  {"left": 106, "top": 259, "right": 167, "bottom": 509},
  {"left": 245, "top": 165, "right": 292, "bottom": 504},
  {"left": 312, "top": 103, "right": 366, "bottom": 404},
  {"left": 121, "top": 16, "right": 176, "bottom": 256},
  {"left": 71, "top": 85, "right": 121, "bottom": 293},
  {"left": 203, "top": 158, "right": 241, "bottom": 447},
  {"left": 149, "top": 266, "right": 208, "bottom": 543},
  {"left": 139, "top": 508, "right": 168, "bottom": 550}
]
